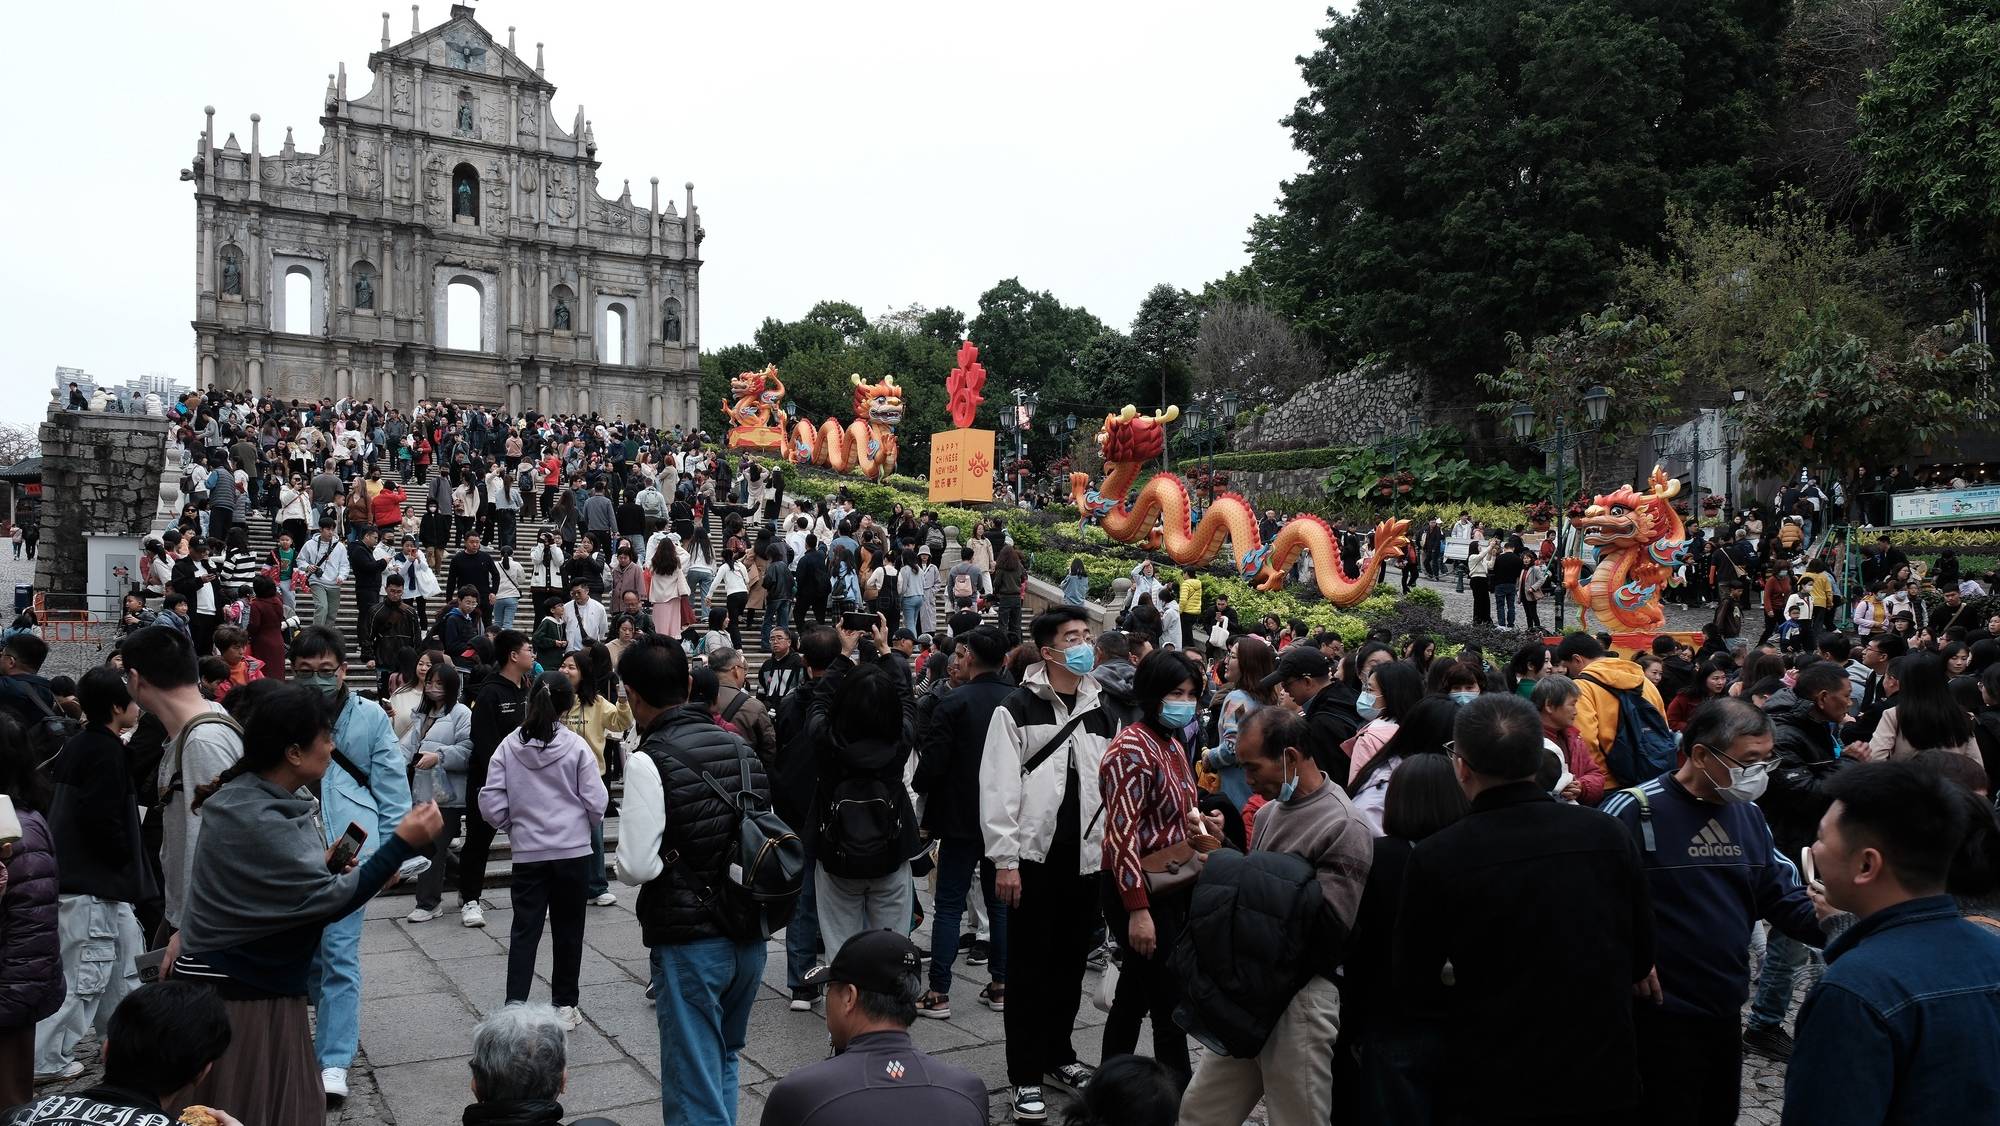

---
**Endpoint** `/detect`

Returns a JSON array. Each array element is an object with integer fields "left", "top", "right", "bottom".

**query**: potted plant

[{"left": 1525, "top": 499, "right": 1555, "bottom": 532}]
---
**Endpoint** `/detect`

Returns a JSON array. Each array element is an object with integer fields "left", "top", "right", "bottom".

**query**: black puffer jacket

[
  {"left": 1170, "top": 847, "right": 1323, "bottom": 1059},
  {"left": 1760, "top": 687, "right": 1850, "bottom": 859},
  {"left": 634, "top": 706, "right": 770, "bottom": 947},
  {"left": 914, "top": 672, "right": 1014, "bottom": 841},
  {"left": 0, "top": 809, "right": 64, "bottom": 1029}
]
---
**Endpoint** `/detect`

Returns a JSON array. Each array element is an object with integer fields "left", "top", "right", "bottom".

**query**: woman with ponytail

[
  {"left": 477, "top": 671, "right": 607, "bottom": 1028},
  {"left": 171, "top": 680, "right": 443, "bottom": 1126}
]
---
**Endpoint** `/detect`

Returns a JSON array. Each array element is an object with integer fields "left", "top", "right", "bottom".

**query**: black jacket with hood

[{"left": 1759, "top": 686, "right": 1851, "bottom": 859}]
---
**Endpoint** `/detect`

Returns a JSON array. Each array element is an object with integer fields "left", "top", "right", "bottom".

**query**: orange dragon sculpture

[
  {"left": 723, "top": 365, "right": 789, "bottom": 452},
  {"left": 788, "top": 373, "right": 904, "bottom": 480},
  {"left": 1070, "top": 406, "right": 1410, "bottom": 606},
  {"left": 1560, "top": 467, "right": 1689, "bottom": 633}
]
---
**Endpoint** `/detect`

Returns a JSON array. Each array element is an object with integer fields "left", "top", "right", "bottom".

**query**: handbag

[
  {"left": 1092, "top": 955, "right": 1121, "bottom": 1014},
  {"left": 1140, "top": 833, "right": 1220, "bottom": 898}
]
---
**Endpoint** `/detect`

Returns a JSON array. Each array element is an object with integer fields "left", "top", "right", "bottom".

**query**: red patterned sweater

[{"left": 1099, "top": 721, "right": 1200, "bottom": 909}]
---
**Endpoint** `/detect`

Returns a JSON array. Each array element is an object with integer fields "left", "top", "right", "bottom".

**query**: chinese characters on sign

[{"left": 928, "top": 428, "right": 995, "bottom": 504}]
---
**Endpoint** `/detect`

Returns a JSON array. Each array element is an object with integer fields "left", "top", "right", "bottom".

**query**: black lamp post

[
  {"left": 1507, "top": 384, "right": 1610, "bottom": 632},
  {"left": 1184, "top": 390, "right": 1239, "bottom": 506}
]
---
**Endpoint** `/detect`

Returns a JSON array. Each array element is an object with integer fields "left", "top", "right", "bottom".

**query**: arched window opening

[
  {"left": 605, "top": 304, "right": 627, "bottom": 365},
  {"left": 452, "top": 163, "right": 480, "bottom": 222},
  {"left": 284, "top": 267, "right": 313, "bottom": 334},
  {"left": 447, "top": 280, "right": 482, "bottom": 350}
]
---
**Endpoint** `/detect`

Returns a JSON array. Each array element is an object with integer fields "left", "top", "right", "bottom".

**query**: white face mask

[{"left": 1699, "top": 749, "right": 1771, "bottom": 805}]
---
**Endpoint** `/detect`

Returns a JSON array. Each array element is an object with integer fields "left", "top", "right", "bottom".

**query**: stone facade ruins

[
  {"left": 34, "top": 409, "right": 171, "bottom": 613},
  {"left": 187, "top": 4, "right": 702, "bottom": 426}
]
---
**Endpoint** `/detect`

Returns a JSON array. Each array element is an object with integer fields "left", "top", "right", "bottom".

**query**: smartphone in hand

[
  {"left": 840, "top": 611, "right": 877, "bottom": 632},
  {"left": 328, "top": 821, "right": 368, "bottom": 873}
]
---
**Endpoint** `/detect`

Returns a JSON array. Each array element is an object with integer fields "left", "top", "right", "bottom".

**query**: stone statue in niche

[
  {"left": 220, "top": 252, "right": 241, "bottom": 295},
  {"left": 662, "top": 298, "right": 682, "bottom": 342},
  {"left": 455, "top": 178, "right": 475, "bottom": 219},
  {"left": 553, "top": 297, "right": 571, "bottom": 331},
  {"left": 355, "top": 272, "right": 374, "bottom": 309},
  {"left": 458, "top": 100, "right": 474, "bottom": 133}
]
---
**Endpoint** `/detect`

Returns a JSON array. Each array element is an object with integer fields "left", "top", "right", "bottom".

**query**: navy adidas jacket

[{"left": 1602, "top": 775, "right": 1825, "bottom": 1020}]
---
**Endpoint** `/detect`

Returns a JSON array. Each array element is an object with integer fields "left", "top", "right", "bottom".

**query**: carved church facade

[{"left": 187, "top": 4, "right": 703, "bottom": 427}]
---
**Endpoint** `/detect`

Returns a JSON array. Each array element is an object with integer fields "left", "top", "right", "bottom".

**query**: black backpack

[
  {"left": 22, "top": 693, "right": 81, "bottom": 771},
  {"left": 659, "top": 741, "right": 803, "bottom": 941},
  {"left": 1577, "top": 672, "right": 1678, "bottom": 785},
  {"left": 818, "top": 737, "right": 907, "bottom": 879}
]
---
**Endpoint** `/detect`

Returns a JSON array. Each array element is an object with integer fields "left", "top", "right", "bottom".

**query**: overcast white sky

[{"left": 0, "top": 0, "right": 1336, "bottom": 431}]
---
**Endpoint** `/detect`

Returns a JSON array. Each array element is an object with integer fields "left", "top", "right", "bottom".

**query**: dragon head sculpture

[
  {"left": 1575, "top": 468, "right": 1684, "bottom": 551},
  {"left": 731, "top": 365, "right": 785, "bottom": 408},
  {"left": 1094, "top": 404, "right": 1181, "bottom": 463},
  {"left": 850, "top": 373, "right": 905, "bottom": 429}
]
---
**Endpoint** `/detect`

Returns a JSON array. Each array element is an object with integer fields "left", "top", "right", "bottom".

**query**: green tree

[
  {"left": 1129, "top": 284, "right": 1201, "bottom": 410},
  {"left": 1476, "top": 306, "right": 1684, "bottom": 490},
  {"left": 1739, "top": 307, "right": 1997, "bottom": 477},
  {"left": 1856, "top": 0, "right": 2000, "bottom": 259},
  {"left": 1619, "top": 190, "right": 1915, "bottom": 396},
  {"left": 967, "top": 278, "right": 1107, "bottom": 427},
  {"left": 1250, "top": 0, "right": 1784, "bottom": 384}
]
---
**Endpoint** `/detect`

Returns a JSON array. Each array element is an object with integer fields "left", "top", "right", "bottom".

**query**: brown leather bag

[{"left": 1140, "top": 832, "right": 1221, "bottom": 898}]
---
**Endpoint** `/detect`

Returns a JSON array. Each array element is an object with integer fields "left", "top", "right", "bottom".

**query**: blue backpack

[{"left": 1578, "top": 673, "right": 1677, "bottom": 786}]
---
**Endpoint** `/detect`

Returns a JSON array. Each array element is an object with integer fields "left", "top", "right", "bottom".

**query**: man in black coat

[
  {"left": 773, "top": 625, "right": 844, "bottom": 1007},
  {"left": 911, "top": 627, "right": 1014, "bottom": 1012},
  {"left": 444, "top": 531, "right": 501, "bottom": 624},
  {"left": 1394, "top": 695, "right": 1655, "bottom": 1125},
  {"left": 794, "top": 537, "right": 830, "bottom": 624},
  {"left": 1263, "top": 645, "right": 1358, "bottom": 787}
]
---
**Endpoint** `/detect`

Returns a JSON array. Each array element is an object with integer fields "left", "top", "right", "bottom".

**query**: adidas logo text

[{"left": 1689, "top": 819, "right": 1744, "bottom": 858}]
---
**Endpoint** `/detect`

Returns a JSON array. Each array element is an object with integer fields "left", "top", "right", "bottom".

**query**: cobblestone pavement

[{"left": 33, "top": 884, "right": 1811, "bottom": 1125}]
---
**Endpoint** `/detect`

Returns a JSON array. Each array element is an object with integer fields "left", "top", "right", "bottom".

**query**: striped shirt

[{"left": 1099, "top": 721, "right": 1200, "bottom": 909}]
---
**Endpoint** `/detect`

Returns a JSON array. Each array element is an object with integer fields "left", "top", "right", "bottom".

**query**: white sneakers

[
  {"left": 322, "top": 1067, "right": 349, "bottom": 1101},
  {"left": 461, "top": 900, "right": 487, "bottom": 928},
  {"left": 405, "top": 905, "right": 442, "bottom": 923},
  {"left": 590, "top": 891, "right": 618, "bottom": 907},
  {"left": 555, "top": 1005, "right": 585, "bottom": 1031}
]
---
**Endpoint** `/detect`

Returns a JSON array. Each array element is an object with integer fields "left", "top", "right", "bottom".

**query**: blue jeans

[
  {"left": 928, "top": 838, "right": 1007, "bottom": 993},
  {"left": 1494, "top": 582, "right": 1518, "bottom": 628},
  {"left": 650, "top": 938, "right": 765, "bottom": 1126},
  {"left": 784, "top": 838, "right": 822, "bottom": 991},
  {"left": 308, "top": 904, "right": 365, "bottom": 1069},
  {"left": 588, "top": 820, "right": 609, "bottom": 897},
  {"left": 1748, "top": 929, "right": 1809, "bottom": 1031},
  {"left": 493, "top": 595, "right": 519, "bottom": 631},
  {"left": 761, "top": 599, "right": 791, "bottom": 651},
  {"left": 901, "top": 594, "right": 926, "bottom": 634}
]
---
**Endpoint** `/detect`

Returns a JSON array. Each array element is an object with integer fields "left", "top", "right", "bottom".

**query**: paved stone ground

[{"left": 33, "top": 880, "right": 1811, "bottom": 1125}]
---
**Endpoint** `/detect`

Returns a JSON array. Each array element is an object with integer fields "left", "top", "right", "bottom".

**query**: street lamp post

[
  {"left": 1508, "top": 385, "right": 1610, "bottom": 633},
  {"left": 1371, "top": 411, "right": 1425, "bottom": 520},
  {"left": 1011, "top": 388, "right": 1038, "bottom": 505},
  {"left": 1183, "top": 390, "right": 1239, "bottom": 507}
]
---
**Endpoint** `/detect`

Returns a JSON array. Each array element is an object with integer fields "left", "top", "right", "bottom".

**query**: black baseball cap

[
  {"left": 1260, "top": 645, "right": 1331, "bottom": 690},
  {"left": 802, "top": 929, "right": 922, "bottom": 994}
]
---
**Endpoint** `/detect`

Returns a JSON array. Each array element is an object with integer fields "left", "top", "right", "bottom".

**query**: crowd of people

[{"left": 0, "top": 388, "right": 1997, "bottom": 1126}]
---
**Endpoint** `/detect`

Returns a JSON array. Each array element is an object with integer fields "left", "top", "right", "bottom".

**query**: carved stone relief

[
  {"left": 392, "top": 74, "right": 412, "bottom": 114},
  {"left": 547, "top": 170, "right": 575, "bottom": 222},
  {"left": 346, "top": 138, "right": 380, "bottom": 195}
]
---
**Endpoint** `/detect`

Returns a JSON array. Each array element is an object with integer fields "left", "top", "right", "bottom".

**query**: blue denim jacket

[{"left": 1783, "top": 895, "right": 2000, "bottom": 1125}]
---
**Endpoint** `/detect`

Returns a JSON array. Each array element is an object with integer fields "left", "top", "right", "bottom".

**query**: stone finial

[
  {"left": 535, "top": 42, "right": 544, "bottom": 74},
  {"left": 324, "top": 73, "right": 338, "bottom": 111},
  {"left": 381, "top": 11, "right": 391, "bottom": 48},
  {"left": 222, "top": 131, "right": 241, "bottom": 153},
  {"left": 282, "top": 126, "right": 297, "bottom": 157},
  {"left": 411, "top": 4, "right": 420, "bottom": 35},
  {"left": 508, "top": 25, "right": 516, "bottom": 51},
  {"left": 249, "top": 113, "right": 261, "bottom": 157}
]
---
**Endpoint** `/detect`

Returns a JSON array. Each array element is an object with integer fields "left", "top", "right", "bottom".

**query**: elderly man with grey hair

[
  {"left": 708, "top": 646, "right": 777, "bottom": 769},
  {"left": 1598, "top": 697, "right": 1834, "bottom": 1125},
  {"left": 465, "top": 1003, "right": 625, "bottom": 1126}
]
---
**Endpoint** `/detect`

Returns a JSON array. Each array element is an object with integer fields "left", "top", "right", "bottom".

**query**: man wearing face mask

[
  {"left": 1180, "top": 705, "right": 1372, "bottom": 1126},
  {"left": 979, "top": 606, "right": 1114, "bottom": 1122},
  {"left": 1600, "top": 698, "right": 1831, "bottom": 1126},
  {"left": 287, "top": 625, "right": 415, "bottom": 1104}
]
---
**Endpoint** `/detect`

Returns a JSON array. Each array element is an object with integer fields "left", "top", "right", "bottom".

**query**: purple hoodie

[{"left": 477, "top": 725, "right": 607, "bottom": 864}]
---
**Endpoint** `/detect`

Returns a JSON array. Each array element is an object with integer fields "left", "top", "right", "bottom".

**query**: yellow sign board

[{"left": 928, "top": 429, "right": 996, "bottom": 504}]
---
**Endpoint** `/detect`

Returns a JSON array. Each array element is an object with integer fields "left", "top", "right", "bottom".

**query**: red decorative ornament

[{"left": 946, "top": 340, "right": 989, "bottom": 430}]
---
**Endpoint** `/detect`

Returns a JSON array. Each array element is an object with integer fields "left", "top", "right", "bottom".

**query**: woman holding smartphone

[{"left": 169, "top": 681, "right": 442, "bottom": 1126}]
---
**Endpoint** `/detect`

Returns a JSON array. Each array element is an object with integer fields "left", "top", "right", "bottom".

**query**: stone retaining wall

[
  {"left": 34, "top": 408, "right": 172, "bottom": 611},
  {"left": 1238, "top": 361, "right": 1428, "bottom": 451}
]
